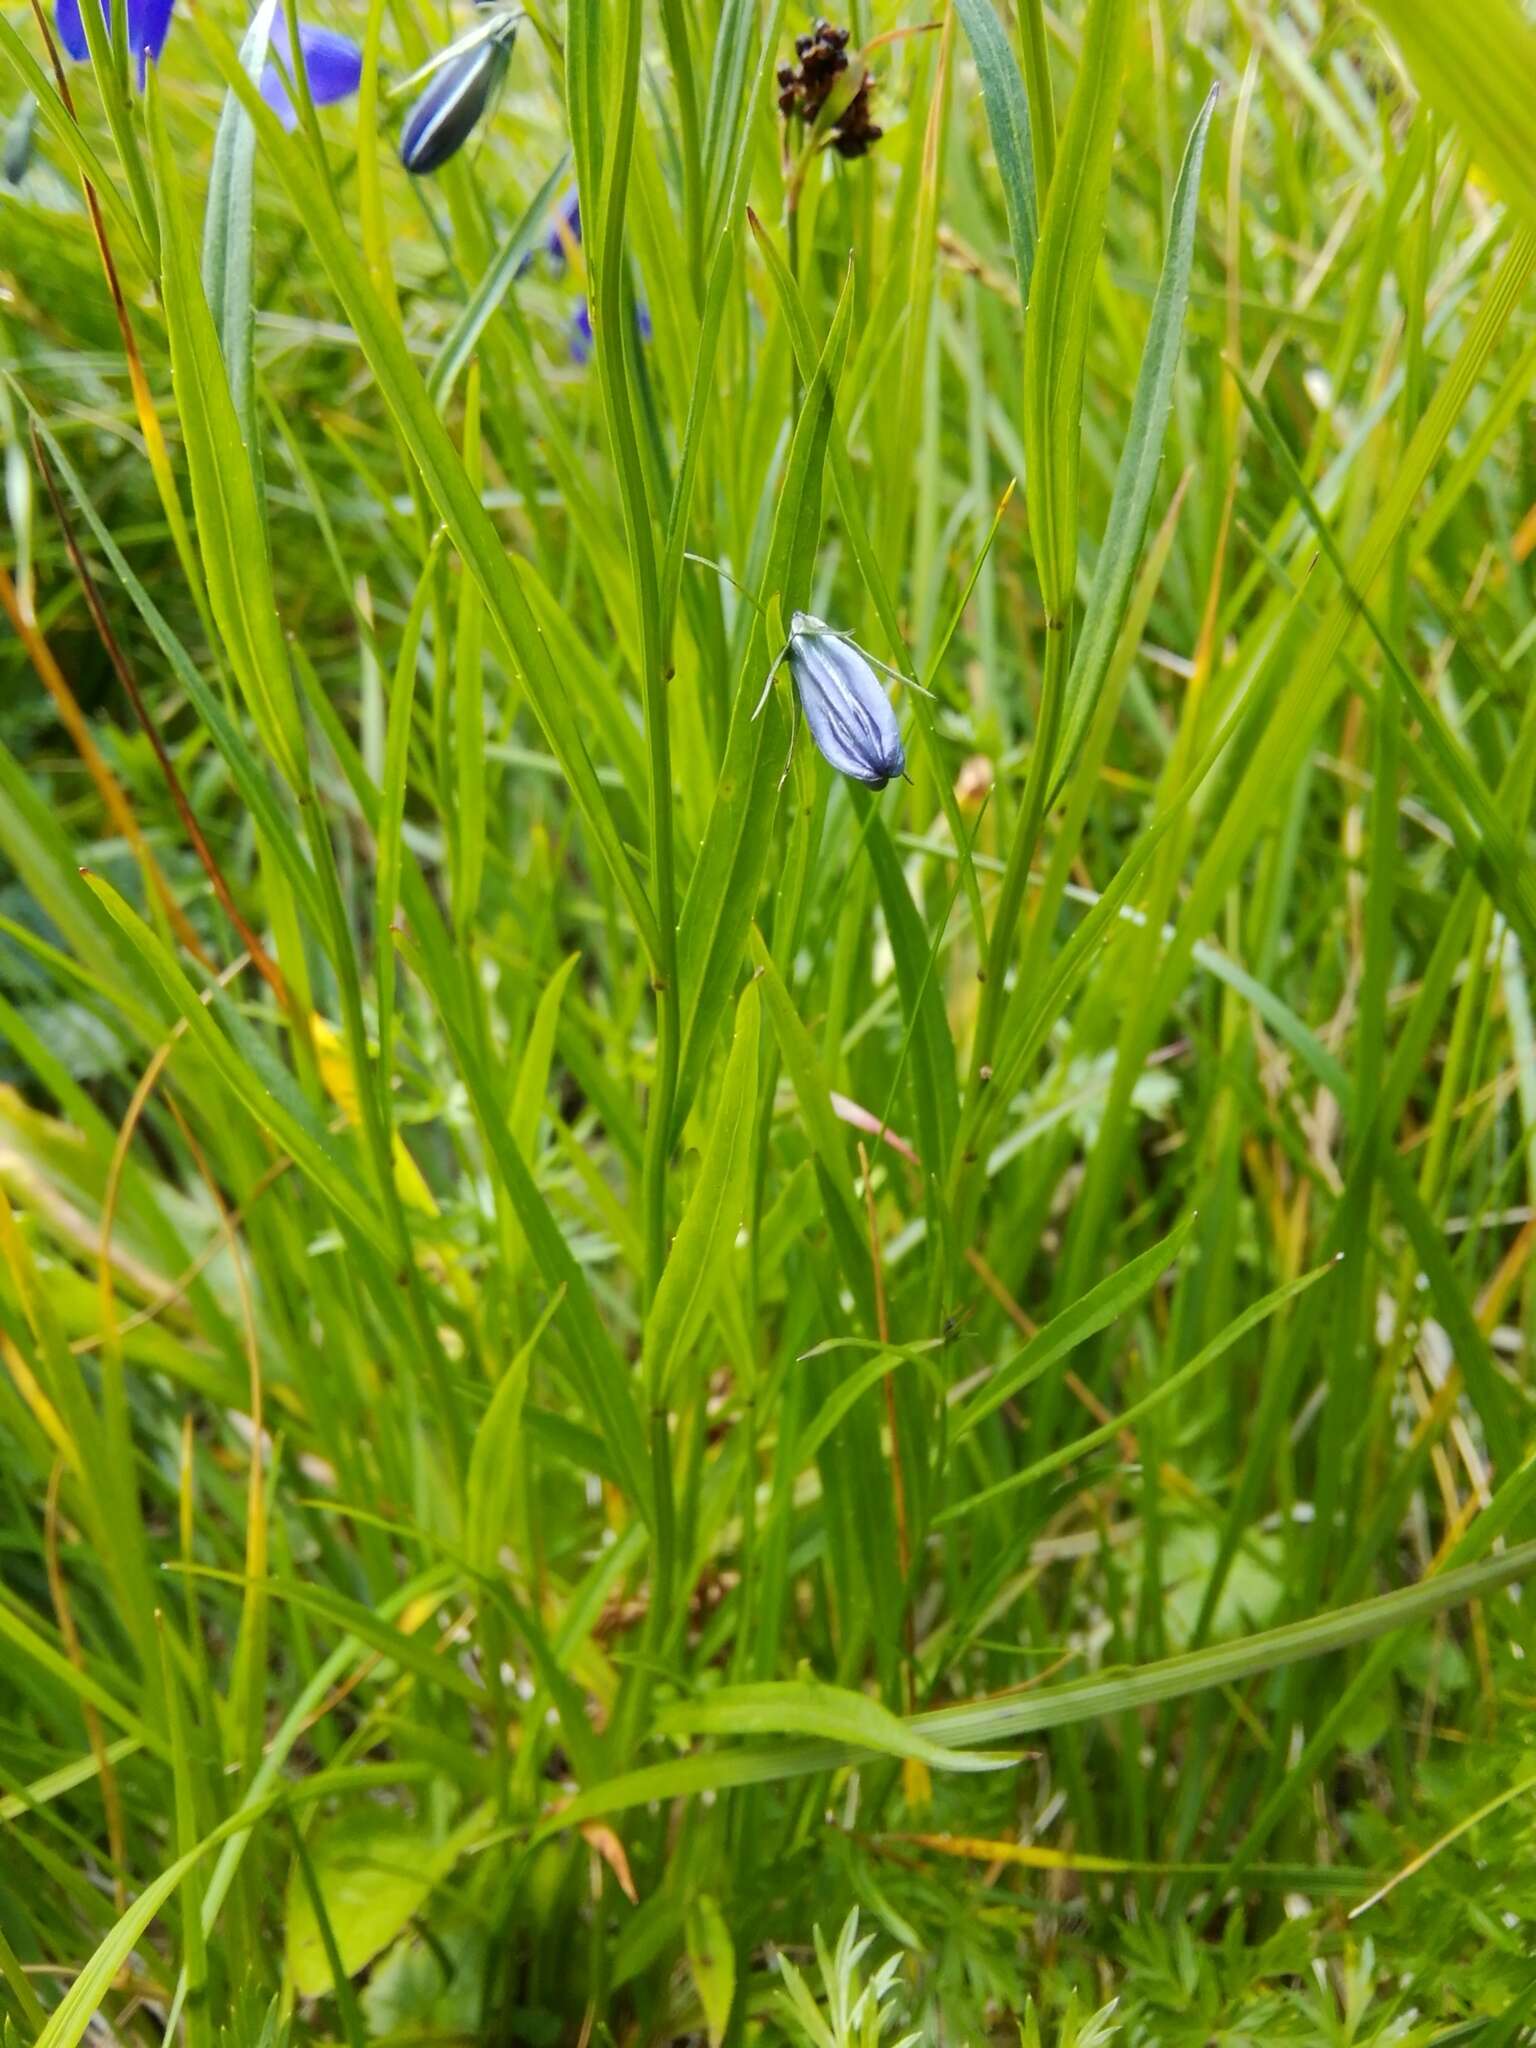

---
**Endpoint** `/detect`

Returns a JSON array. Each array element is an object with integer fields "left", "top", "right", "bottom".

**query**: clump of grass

[{"left": 2, "top": 0, "right": 1536, "bottom": 2039}]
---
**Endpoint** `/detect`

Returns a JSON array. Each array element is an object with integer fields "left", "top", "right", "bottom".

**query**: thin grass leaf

[
  {"left": 953, "top": 0, "right": 1037, "bottom": 300},
  {"left": 201, "top": 0, "right": 279, "bottom": 449},
  {"left": 427, "top": 150, "right": 570, "bottom": 407},
  {"left": 1052, "top": 82, "right": 1216, "bottom": 787},
  {"left": 654, "top": 1678, "right": 1017, "bottom": 1774},
  {"left": 644, "top": 981, "right": 760, "bottom": 1403},
  {"left": 1021, "top": 0, "right": 1134, "bottom": 618},
  {"left": 953, "top": 1211, "right": 1197, "bottom": 1440}
]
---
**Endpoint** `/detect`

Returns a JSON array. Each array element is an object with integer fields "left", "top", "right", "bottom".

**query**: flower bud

[
  {"left": 783, "top": 612, "right": 906, "bottom": 790},
  {"left": 400, "top": 21, "right": 514, "bottom": 175}
]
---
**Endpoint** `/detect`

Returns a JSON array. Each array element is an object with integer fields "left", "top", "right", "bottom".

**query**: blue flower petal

[
  {"left": 54, "top": 0, "right": 175, "bottom": 81},
  {"left": 129, "top": 0, "right": 174, "bottom": 80},
  {"left": 54, "top": 0, "right": 88, "bottom": 62},
  {"left": 261, "top": 21, "right": 363, "bottom": 129}
]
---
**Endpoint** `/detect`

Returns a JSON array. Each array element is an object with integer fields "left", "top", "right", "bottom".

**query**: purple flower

[
  {"left": 772, "top": 614, "right": 907, "bottom": 788},
  {"left": 546, "top": 191, "right": 580, "bottom": 264},
  {"left": 54, "top": 0, "right": 173, "bottom": 85},
  {"left": 569, "top": 295, "right": 651, "bottom": 365},
  {"left": 517, "top": 187, "right": 581, "bottom": 279},
  {"left": 259, "top": 21, "right": 363, "bottom": 129},
  {"left": 52, "top": 0, "right": 361, "bottom": 112}
]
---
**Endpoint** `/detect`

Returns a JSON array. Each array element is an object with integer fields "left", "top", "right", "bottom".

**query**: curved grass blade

[
  {"left": 953, "top": 0, "right": 1037, "bottom": 299},
  {"left": 1021, "top": 0, "right": 1133, "bottom": 620},
  {"left": 654, "top": 1678, "right": 1016, "bottom": 1774},
  {"left": 940, "top": 1257, "right": 1340, "bottom": 1523},
  {"left": 34, "top": 1766, "right": 432, "bottom": 2048},
  {"left": 644, "top": 982, "right": 760, "bottom": 1405},
  {"left": 0, "top": 17, "right": 152, "bottom": 272},
  {"left": 1365, "top": 0, "right": 1536, "bottom": 237},
  {"left": 427, "top": 148, "right": 570, "bottom": 406},
  {"left": 544, "top": 1539, "right": 1536, "bottom": 1830},
  {"left": 952, "top": 1210, "right": 1197, "bottom": 1441},
  {"left": 202, "top": 0, "right": 280, "bottom": 449},
  {"left": 1052, "top": 82, "right": 1217, "bottom": 790}
]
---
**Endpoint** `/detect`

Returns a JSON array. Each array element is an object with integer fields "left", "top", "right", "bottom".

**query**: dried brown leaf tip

[{"left": 776, "top": 18, "right": 883, "bottom": 159}]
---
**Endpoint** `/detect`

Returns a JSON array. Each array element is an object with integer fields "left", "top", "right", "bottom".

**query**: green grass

[{"left": 2, "top": 0, "right": 1536, "bottom": 2037}]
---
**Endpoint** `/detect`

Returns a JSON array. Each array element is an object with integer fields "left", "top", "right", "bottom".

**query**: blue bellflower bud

[
  {"left": 400, "top": 18, "right": 514, "bottom": 175},
  {"left": 775, "top": 612, "right": 908, "bottom": 789}
]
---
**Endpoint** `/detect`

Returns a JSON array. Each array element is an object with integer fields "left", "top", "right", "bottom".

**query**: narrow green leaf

[
  {"left": 1365, "top": 0, "right": 1536, "bottom": 237},
  {"left": 376, "top": 535, "right": 446, "bottom": 1084},
  {"left": 654, "top": 1678, "right": 1015, "bottom": 1774},
  {"left": 684, "top": 1894, "right": 736, "bottom": 2048},
  {"left": 396, "top": 928, "right": 653, "bottom": 1516},
  {"left": 157, "top": 1618, "right": 210, "bottom": 2048},
  {"left": 510, "top": 953, "right": 582, "bottom": 1161},
  {"left": 547, "top": 1541, "right": 1536, "bottom": 1828},
  {"left": 862, "top": 814, "right": 959, "bottom": 1178},
  {"left": 1053, "top": 81, "right": 1216, "bottom": 786},
  {"left": 81, "top": 873, "right": 392, "bottom": 1255},
  {"left": 1021, "top": 0, "right": 1134, "bottom": 614},
  {"left": 187, "top": 14, "right": 661, "bottom": 964},
  {"left": 452, "top": 363, "right": 487, "bottom": 935},
  {"left": 0, "top": 16, "right": 153, "bottom": 271},
  {"left": 466, "top": 1292, "right": 563, "bottom": 1575},
  {"left": 1232, "top": 363, "right": 1536, "bottom": 960},
  {"left": 953, "top": 1211, "right": 1197, "bottom": 1440},
  {"left": 748, "top": 929, "right": 874, "bottom": 1322},
  {"left": 795, "top": 1347, "right": 926, "bottom": 1470},
  {"left": 16, "top": 406, "right": 327, "bottom": 937},
  {"left": 645, "top": 981, "right": 760, "bottom": 1402},
  {"left": 941, "top": 1257, "right": 1340, "bottom": 1522},
  {"left": 146, "top": 71, "right": 306, "bottom": 786},
  {"left": 201, "top": 0, "right": 279, "bottom": 448},
  {"left": 427, "top": 150, "right": 570, "bottom": 407},
  {"left": 953, "top": 0, "right": 1037, "bottom": 299},
  {"left": 35, "top": 1767, "right": 429, "bottom": 2048}
]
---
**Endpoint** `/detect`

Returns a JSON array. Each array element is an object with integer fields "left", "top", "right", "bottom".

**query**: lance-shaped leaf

[
  {"left": 1021, "top": 0, "right": 1134, "bottom": 617},
  {"left": 644, "top": 981, "right": 760, "bottom": 1403},
  {"left": 1052, "top": 83, "right": 1217, "bottom": 789},
  {"left": 654, "top": 1677, "right": 1017, "bottom": 1774},
  {"left": 953, "top": 0, "right": 1037, "bottom": 300}
]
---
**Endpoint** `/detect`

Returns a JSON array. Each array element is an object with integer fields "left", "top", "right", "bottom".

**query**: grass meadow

[{"left": 3, "top": 0, "right": 1536, "bottom": 2036}]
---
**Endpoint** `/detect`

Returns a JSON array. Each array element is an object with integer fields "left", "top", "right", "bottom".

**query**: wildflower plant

[
  {"left": 757, "top": 611, "right": 919, "bottom": 789},
  {"left": 776, "top": 1913, "right": 921, "bottom": 2048},
  {"left": 1, "top": 0, "right": 1536, "bottom": 2039}
]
